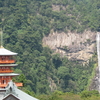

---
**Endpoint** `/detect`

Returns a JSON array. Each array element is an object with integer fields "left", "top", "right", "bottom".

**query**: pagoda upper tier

[{"left": 0, "top": 46, "right": 17, "bottom": 64}]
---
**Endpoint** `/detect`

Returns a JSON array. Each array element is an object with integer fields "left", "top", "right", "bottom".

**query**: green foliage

[
  {"left": 1, "top": 0, "right": 100, "bottom": 33},
  {"left": 58, "top": 66, "right": 69, "bottom": 78},
  {"left": 38, "top": 91, "right": 82, "bottom": 100},
  {"left": 38, "top": 90, "right": 100, "bottom": 100},
  {"left": 81, "top": 90, "right": 99, "bottom": 98}
]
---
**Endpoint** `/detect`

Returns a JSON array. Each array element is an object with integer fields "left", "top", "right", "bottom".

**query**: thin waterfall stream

[{"left": 97, "top": 33, "right": 100, "bottom": 92}]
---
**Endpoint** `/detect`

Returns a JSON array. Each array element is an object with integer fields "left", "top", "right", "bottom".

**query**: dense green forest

[
  {"left": 37, "top": 90, "right": 100, "bottom": 100},
  {"left": 0, "top": 0, "right": 100, "bottom": 99}
]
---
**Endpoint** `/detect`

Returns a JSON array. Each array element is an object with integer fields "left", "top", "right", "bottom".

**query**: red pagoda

[{"left": 0, "top": 46, "right": 22, "bottom": 88}]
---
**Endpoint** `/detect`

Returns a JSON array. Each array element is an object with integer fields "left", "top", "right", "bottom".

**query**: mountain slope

[{"left": 0, "top": 0, "right": 99, "bottom": 94}]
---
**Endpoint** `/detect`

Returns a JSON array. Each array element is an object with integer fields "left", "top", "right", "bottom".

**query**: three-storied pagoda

[{"left": 0, "top": 46, "right": 22, "bottom": 88}]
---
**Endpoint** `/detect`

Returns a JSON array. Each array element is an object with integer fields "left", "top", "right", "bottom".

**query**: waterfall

[{"left": 97, "top": 32, "right": 100, "bottom": 92}]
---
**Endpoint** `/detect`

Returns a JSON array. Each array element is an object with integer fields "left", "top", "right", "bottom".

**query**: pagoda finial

[
  {"left": 0, "top": 30, "right": 3, "bottom": 47},
  {"left": 0, "top": 45, "right": 4, "bottom": 48}
]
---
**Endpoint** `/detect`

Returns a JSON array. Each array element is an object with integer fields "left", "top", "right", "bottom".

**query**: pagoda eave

[
  {"left": 0, "top": 64, "right": 18, "bottom": 67},
  {"left": 0, "top": 73, "right": 19, "bottom": 76},
  {"left": 0, "top": 82, "right": 23, "bottom": 88}
]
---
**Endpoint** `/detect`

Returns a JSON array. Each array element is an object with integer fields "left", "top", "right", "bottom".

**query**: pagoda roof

[
  {"left": 15, "top": 86, "right": 38, "bottom": 100},
  {"left": 0, "top": 73, "right": 19, "bottom": 76},
  {"left": 0, "top": 80, "right": 39, "bottom": 100},
  {"left": 0, "top": 46, "right": 17, "bottom": 55}
]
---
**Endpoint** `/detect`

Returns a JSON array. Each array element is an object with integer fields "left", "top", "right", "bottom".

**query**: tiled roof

[{"left": 15, "top": 88, "right": 38, "bottom": 100}]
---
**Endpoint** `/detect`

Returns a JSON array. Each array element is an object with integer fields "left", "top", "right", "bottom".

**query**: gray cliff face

[{"left": 42, "top": 31, "right": 96, "bottom": 63}]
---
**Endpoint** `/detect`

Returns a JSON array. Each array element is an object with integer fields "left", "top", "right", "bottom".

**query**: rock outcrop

[{"left": 42, "top": 31, "right": 96, "bottom": 62}]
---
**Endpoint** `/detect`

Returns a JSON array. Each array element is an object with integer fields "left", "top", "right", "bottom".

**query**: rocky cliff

[{"left": 43, "top": 31, "right": 96, "bottom": 63}]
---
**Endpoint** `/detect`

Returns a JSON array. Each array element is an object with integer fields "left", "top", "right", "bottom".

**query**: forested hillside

[{"left": 0, "top": 0, "right": 100, "bottom": 98}]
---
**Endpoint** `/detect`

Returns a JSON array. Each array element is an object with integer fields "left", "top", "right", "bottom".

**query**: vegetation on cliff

[{"left": 0, "top": 0, "right": 99, "bottom": 99}]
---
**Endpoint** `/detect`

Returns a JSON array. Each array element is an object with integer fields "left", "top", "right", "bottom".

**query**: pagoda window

[
  {"left": 9, "top": 56, "right": 12, "bottom": 60},
  {"left": 8, "top": 56, "right": 10, "bottom": 59},
  {"left": 2, "top": 80, "right": 6, "bottom": 84},
  {"left": 2, "top": 80, "right": 4, "bottom": 84},
  {"left": 2, "top": 56, "right": 5, "bottom": 61},
  {"left": 5, "top": 56, "right": 8, "bottom": 60}
]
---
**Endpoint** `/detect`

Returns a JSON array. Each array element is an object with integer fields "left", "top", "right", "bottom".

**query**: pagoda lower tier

[{"left": 0, "top": 73, "right": 23, "bottom": 88}]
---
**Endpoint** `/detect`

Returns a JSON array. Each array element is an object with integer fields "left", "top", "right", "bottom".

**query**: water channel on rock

[{"left": 96, "top": 33, "right": 100, "bottom": 92}]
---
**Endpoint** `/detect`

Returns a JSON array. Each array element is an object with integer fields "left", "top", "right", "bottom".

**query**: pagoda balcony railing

[
  {"left": 0, "top": 60, "right": 15, "bottom": 64},
  {"left": 0, "top": 70, "right": 13, "bottom": 73},
  {"left": 15, "top": 83, "right": 23, "bottom": 87},
  {"left": 0, "top": 84, "right": 7, "bottom": 87},
  {"left": 0, "top": 82, "right": 23, "bottom": 88}
]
